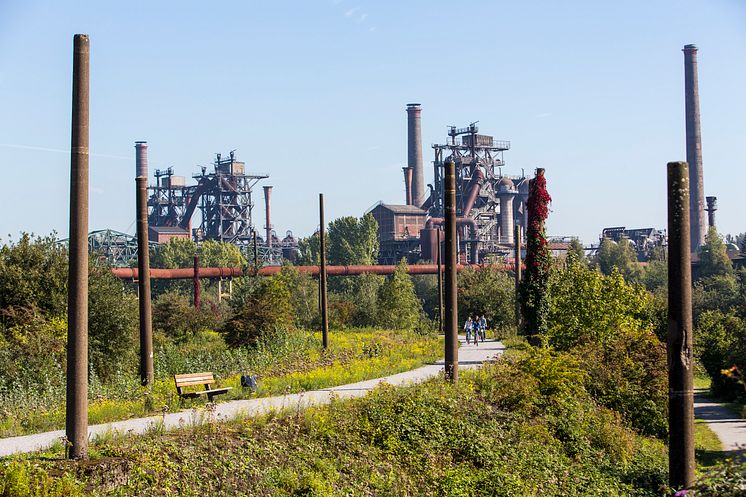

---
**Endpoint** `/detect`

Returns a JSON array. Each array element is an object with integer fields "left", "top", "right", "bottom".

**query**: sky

[{"left": 1, "top": 0, "right": 745, "bottom": 245}]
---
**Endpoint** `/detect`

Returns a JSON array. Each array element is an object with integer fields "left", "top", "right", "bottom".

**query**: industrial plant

[{"left": 370, "top": 104, "right": 530, "bottom": 264}]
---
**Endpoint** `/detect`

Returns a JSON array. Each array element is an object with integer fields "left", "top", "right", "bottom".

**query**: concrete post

[
  {"left": 135, "top": 171, "right": 154, "bottom": 386},
  {"left": 444, "top": 160, "right": 459, "bottom": 382},
  {"left": 683, "top": 45, "right": 706, "bottom": 252},
  {"left": 514, "top": 224, "right": 521, "bottom": 330},
  {"left": 193, "top": 256, "right": 201, "bottom": 308},
  {"left": 667, "top": 161, "right": 695, "bottom": 489},
  {"left": 319, "top": 193, "right": 329, "bottom": 349},
  {"left": 66, "top": 33, "right": 90, "bottom": 460}
]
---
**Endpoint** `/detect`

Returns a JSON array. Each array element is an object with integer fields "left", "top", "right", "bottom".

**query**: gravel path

[
  {"left": 0, "top": 336, "right": 504, "bottom": 458},
  {"left": 694, "top": 389, "right": 746, "bottom": 451}
]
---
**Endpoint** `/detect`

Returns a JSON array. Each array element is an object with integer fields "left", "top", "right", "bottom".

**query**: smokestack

[
  {"left": 263, "top": 185, "right": 273, "bottom": 249},
  {"left": 683, "top": 44, "right": 706, "bottom": 252},
  {"left": 135, "top": 141, "right": 148, "bottom": 178},
  {"left": 705, "top": 196, "right": 717, "bottom": 229},
  {"left": 403, "top": 167, "right": 413, "bottom": 205},
  {"left": 407, "top": 103, "right": 424, "bottom": 207}
]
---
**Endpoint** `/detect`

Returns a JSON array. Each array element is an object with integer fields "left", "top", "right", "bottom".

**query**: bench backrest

[{"left": 174, "top": 372, "right": 215, "bottom": 389}]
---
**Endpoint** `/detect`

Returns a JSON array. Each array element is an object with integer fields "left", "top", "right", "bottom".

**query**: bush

[
  {"left": 377, "top": 260, "right": 423, "bottom": 331},
  {"left": 695, "top": 310, "right": 746, "bottom": 400},
  {"left": 688, "top": 456, "right": 746, "bottom": 496},
  {"left": 222, "top": 276, "right": 293, "bottom": 347},
  {"left": 152, "top": 290, "right": 223, "bottom": 343}
]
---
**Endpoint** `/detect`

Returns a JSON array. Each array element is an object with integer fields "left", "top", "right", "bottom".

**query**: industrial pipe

[
  {"left": 403, "top": 167, "right": 413, "bottom": 205},
  {"left": 111, "top": 263, "right": 517, "bottom": 280},
  {"left": 66, "top": 33, "right": 89, "bottom": 460}
]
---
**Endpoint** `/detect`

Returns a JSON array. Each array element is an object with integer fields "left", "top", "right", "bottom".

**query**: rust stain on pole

[
  {"left": 135, "top": 142, "right": 153, "bottom": 386},
  {"left": 66, "top": 33, "right": 89, "bottom": 460},
  {"left": 319, "top": 194, "right": 329, "bottom": 349},
  {"left": 514, "top": 224, "right": 521, "bottom": 330},
  {"left": 193, "top": 256, "right": 201, "bottom": 308},
  {"left": 444, "top": 160, "right": 458, "bottom": 382},
  {"left": 667, "top": 161, "right": 695, "bottom": 489}
]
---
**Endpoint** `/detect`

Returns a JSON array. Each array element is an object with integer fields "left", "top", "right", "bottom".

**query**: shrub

[
  {"left": 377, "top": 260, "right": 422, "bottom": 331},
  {"left": 695, "top": 310, "right": 746, "bottom": 400},
  {"left": 222, "top": 276, "right": 293, "bottom": 347},
  {"left": 152, "top": 290, "right": 223, "bottom": 343}
]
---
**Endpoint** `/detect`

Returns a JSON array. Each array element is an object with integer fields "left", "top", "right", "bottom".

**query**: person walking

[
  {"left": 464, "top": 317, "right": 473, "bottom": 344},
  {"left": 479, "top": 315, "right": 487, "bottom": 342},
  {"left": 471, "top": 316, "right": 479, "bottom": 347}
]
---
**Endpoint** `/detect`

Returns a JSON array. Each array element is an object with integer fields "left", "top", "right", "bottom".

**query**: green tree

[
  {"left": 547, "top": 261, "right": 654, "bottom": 350},
  {"left": 377, "top": 260, "right": 422, "bottom": 330},
  {"left": 152, "top": 290, "right": 222, "bottom": 343},
  {"left": 200, "top": 240, "right": 246, "bottom": 267},
  {"left": 697, "top": 227, "right": 733, "bottom": 279},
  {"left": 88, "top": 264, "right": 139, "bottom": 379},
  {"left": 566, "top": 238, "right": 585, "bottom": 264},
  {"left": 296, "top": 232, "right": 320, "bottom": 266},
  {"left": 596, "top": 237, "right": 640, "bottom": 281},
  {"left": 0, "top": 233, "right": 68, "bottom": 320},
  {"left": 275, "top": 265, "right": 320, "bottom": 329},
  {"left": 327, "top": 213, "right": 379, "bottom": 265},
  {"left": 458, "top": 267, "right": 515, "bottom": 332},
  {"left": 151, "top": 238, "right": 244, "bottom": 268},
  {"left": 223, "top": 276, "right": 293, "bottom": 347}
]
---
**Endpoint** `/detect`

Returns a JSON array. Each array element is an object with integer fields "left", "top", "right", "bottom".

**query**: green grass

[
  {"left": 694, "top": 420, "right": 726, "bottom": 469},
  {"left": 0, "top": 328, "right": 442, "bottom": 438},
  {"left": 0, "top": 351, "right": 671, "bottom": 496}
]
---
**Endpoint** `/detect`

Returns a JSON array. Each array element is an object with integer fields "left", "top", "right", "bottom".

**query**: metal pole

[
  {"left": 667, "top": 161, "right": 695, "bottom": 489},
  {"left": 193, "top": 255, "right": 201, "bottom": 308},
  {"left": 135, "top": 175, "right": 154, "bottom": 386},
  {"left": 514, "top": 224, "right": 522, "bottom": 331},
  {"left": 319, "top": 194, "right": 329, "bottom": 349},
  {"left": 66, "top": 33, "right": 89, "bottom": 460},
  {"left": 253, "top": 231, "right": 259, "bottom": 270},
  {"left": 444, "top": 160, "right": 458, "bottom": 382},
  {"left": 437, "top": 229, "right": 443, "bottom": 333}
]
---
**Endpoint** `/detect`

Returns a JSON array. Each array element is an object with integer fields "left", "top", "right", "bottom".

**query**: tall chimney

[
  {"left": 263, "top": 185, "right": 273, "bottom": 249},
  {"left": 402, "top": 166, "right": 413, "bottom": 205},
  {"left": 705, "top": 196, "right": 717, "bottom": 229},
  {"left": 135, "top": 141, "right": 148, "bottom": 178},
  {"left": 683, "top": 44, "right": 706, "bottom": 252},
  {"left": 407, "top": 103, "right": 424, "bottom": 207}
]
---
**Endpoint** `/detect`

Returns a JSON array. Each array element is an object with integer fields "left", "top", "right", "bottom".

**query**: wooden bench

[{"left": 174, "top": 372, "right": 232, "bottom": 402}]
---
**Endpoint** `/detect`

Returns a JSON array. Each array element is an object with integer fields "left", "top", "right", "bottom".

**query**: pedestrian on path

[
  {"left": 464, "top": 317, "right": 473, "bottom": 344},
  {"left": 479, "top": 315, "right": 487, "bottom": 342},
  {"left": 472, "top": 316, "right": 479, "bottom": 347}
]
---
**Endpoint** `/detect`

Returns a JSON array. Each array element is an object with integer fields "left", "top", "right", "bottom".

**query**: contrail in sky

[{"left": 0, "top": 143, "right": 129, "bottom": 160}]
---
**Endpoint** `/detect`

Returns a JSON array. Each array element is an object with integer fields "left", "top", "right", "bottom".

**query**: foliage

[
  {"left": 88, "top": 263, "right": 139, "bottom": 380},
  {"left": 222, "top": 276, "right": 293, "bottom": 348},
  {"left": 349, "top": 273, "right": 385, "bottom": 327},
  {"left": 9, "top": 347, "right": 671, "bottom": 496},
  {"left": 152, "top": 290, "right": 223, "bottom": 343},
  {"left": 150, "top": 238, "right": 245, "bottom": 269},
  {"left": 296, "top": 231, "right": 320, "bottom": 266},
  {"left": 520, "top": 168, "right": 552, "bottom": 338},
  {"left": 274, "top": 265, "right": 320, "bottom": 329},
  {"left": 693, "top": 274, "right": 741, "bottom": 321},
  {"left": 596, "top": 236, "right": 642, "bottom": 281},
  {"left": 327, "top": 213, "right": 379, "bottom": 266},
  {"left": 697, "top": 227, "right": 733, "bottom": 280},
  {"left": 572, "top": 327, "right": 668, "bottom": 437},
  {"left": 458, "top": 266, "right": 515, "bottom": 332},
  {"left": 687, "top": 455, "right": 746, "bottom": 496},
  {"left": 695, "top": 310, "right": 746, "bottom": 400},
  {"left": 0, "top": 233, "right": 68, "bottom": 320},
  {"left": 0, "top": 460, "right": 83, "bottom": 496},
  {"left": 377, "top": 260, "right": 422, "bottom": 331},
  {"left": 546, "top": 260, "right": 655, "bottom": 350},
  {"left": 566, "top": 238, "right": 585, "bottom": 263}
]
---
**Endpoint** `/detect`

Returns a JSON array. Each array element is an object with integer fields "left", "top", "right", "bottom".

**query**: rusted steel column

[
  {"left": 514, "top": 224, "right": 521, "bottom": 330},
  {"left": 444, "top": 160, "right": 458, "bottom": 382},
  {"left": 319, "top": 194, "right": 329, "bottom": 348},
  {"left": 193, "top": 256, "right": 201, "bottom": 308},
  {"left": 135, "top": 141, "right": 153, "bottom": 386},
  {"left": 667, "top": 161, "right": 695, "bottom": 489},
  {"left": 437, "top": 229, "right": 443, "bottom": 333},
  {"left": 253, "top": 231, "right": 259, "bottom": 270},
  {"left": 66, "top": 33, "right": 89, "bottom": 460}
]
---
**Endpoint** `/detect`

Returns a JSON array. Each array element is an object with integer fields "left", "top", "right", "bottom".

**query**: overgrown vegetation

[{"left": 1, "top": 346, "right": 673, "bottom": 496}]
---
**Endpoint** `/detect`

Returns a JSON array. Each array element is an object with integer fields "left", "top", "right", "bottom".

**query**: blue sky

[{"left": 1, "top": 0, "right": 744, "bottom": 244}]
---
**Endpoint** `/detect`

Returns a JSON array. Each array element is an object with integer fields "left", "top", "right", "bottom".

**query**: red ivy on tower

[{"left": 521, "top": 168, "right": 552, "bottom": 339}]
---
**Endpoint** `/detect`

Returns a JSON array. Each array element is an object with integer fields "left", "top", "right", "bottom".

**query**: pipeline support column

[
  {"left": 319, "top": 194, "right": 329, "bottom": 349},
  {"left": 667, "top": 161, "right": 695, "bottom": 489},
  {"left": 135, "top": 142, "right": 154, "bottom": 386},
  {"left": 443, "top": 160, "right": 458, "bottom": 382},
  {"left": 66, "top": 33, "right": 90, "bottom": 460}
]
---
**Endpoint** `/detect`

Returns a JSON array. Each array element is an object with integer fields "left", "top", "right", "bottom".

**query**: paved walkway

[
  {"left": 694, "top": 389, "right": 746, "bottom": 452},
  {"left": 0, "top": 336, "right": 504, "bottom": 458}
]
